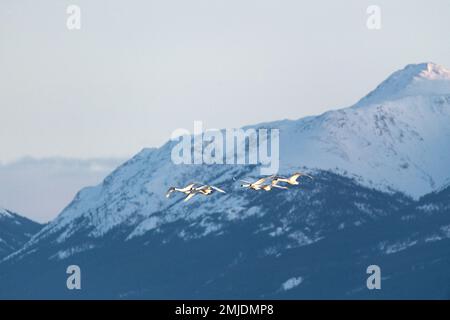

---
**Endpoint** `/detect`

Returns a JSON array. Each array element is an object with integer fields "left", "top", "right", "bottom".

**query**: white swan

[
  {"left": 272, "top": 172, "right": 313, "bottom": 186},
  {"left": 240, "top": 176, "right": 271, "bottom": 190},
  {"left": 183, "top": 184, "right": 226, "bottom": 201},
  {"left": 166, "top": 183, "right": 197, "bottom": 198},
  {"left": 240, "top": 176, "right": 287, "bottom": 191}
]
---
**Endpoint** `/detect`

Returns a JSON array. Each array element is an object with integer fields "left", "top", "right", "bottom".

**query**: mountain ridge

[
  {"left": 0, "top": 207, "right": 43, "bottom": 259},
  {"left": 355, "top": 62, "right": 450, "bottom": 107},
  {"left": 1, "top": 63, "right": 450, "bottom": 299},
  {"left": 8, "top": 63, "right": 450, "bottom": 247}
]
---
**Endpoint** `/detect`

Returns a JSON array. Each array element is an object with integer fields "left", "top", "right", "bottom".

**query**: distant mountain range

[{"left": 0, "top": 63, "right": 449, "bottom": 299}]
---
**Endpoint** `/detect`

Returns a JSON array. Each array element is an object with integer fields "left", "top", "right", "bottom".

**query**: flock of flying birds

[{"left": 166, "top": 172, "right": 313, "bottom": 202}]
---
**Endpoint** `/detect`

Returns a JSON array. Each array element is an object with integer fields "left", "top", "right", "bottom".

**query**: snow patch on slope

[
  {"left": 281, "top": 276, "right": 303, "bottom": 291},
  {"left": 50, "top": 244, "right": 95, "bottom": 260}
]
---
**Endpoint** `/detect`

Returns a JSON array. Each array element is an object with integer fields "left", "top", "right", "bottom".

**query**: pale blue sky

[{"left": 1, "top": 0, "right": 450, "bottom": 163}]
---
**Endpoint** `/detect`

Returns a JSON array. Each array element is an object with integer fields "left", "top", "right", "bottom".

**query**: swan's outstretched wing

[
  {"left": 179, "top": 183, "right": 196, "bottom": 192},
  {"left": 254, "top": 177, "right": 269, "bottom": 185},
  {"left": 272, "top": 184, "right": 288, "bottom": 190},
  {"left": 292, "top": 172, "right": 313, "bottom": 180},
  {"left": 240, "top": 179, "right": 252, "bottom": 184},
  {"left": 183, "top": 192, "right": 197, "bottom": 202},
  {"left": 211, "top": 186, "right": 226, "bottom": 193},
  {"left": 290, "top": 173, "right": 302, "bottom": 181}
]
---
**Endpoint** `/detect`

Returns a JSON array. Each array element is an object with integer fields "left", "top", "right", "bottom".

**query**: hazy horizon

[{"left": 0, "top": 156, "right": 126, "bottom": 222}]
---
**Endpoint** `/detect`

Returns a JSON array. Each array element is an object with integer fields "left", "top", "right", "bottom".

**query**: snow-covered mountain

[
  {"left": 278, "top": 62, "right": 450, "bottom": 198},
  {"left": 1, "top": 63, "right": 450, "bottom": 299},
  {"left": 0, "top": 207, "right": 43, "bottom": 259},
  {"left": 18, "top": 62, "right": 450, "bottom": 240}
]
